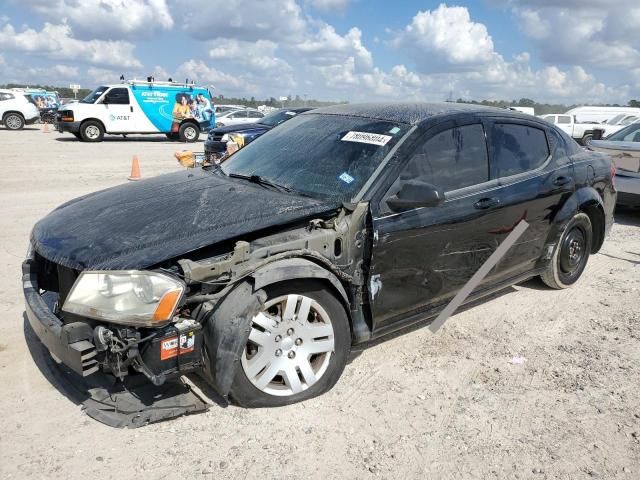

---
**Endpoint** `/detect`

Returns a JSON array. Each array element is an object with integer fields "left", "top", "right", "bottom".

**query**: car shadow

[
  {"left": 614, "top": 207, "right": 640, "bottom": 226},
  {"left": 55, "top": 135, "right": 204, "bottom": 145},
  {"left": 2, "top": 127, "right": 40, "bottom": 131}
]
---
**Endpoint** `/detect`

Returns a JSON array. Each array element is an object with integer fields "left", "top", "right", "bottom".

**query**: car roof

[{"left": 304, "top": 101, "right": 517, "bottom": 126}]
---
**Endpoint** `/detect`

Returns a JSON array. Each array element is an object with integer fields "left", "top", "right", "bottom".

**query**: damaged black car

[{"left": 24, "top": 102, "right": 616, "bottom": 410}]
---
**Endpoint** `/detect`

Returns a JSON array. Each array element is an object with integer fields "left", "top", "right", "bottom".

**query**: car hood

[
  {"left": 212, "top": 123, "right": 271, "bottom": 135},
  {"left": 31, "top": 169, "right": 340, "bottom": 271}
]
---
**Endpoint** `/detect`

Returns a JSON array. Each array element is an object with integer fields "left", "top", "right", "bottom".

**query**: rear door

[
  {"left": 102, "top": 87, "right": 136, "bottom": 132},
  {"left": 481, "top": 119, "right": 575, "bottom": 283}
]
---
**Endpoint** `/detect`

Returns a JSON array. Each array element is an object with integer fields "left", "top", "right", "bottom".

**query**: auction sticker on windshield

[{"left": 341, "top": 131, "right": 392, "bottom": 146}]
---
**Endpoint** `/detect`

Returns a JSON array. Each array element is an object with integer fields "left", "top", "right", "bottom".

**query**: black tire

[
  {"left": 540, "top": 212, "right": 592, "bottom": 289},
  {"left": 3, "top": 112, "right": 25, "bottom": 130},
  {"left": 72, "top": 132, "right": 82, "bottom": 140},
  {"left": 79, "top": 120, "right": 104, "bottom": 142},
  {"left": 581, "top": 132, "right": 593, "bottom": 145},
  {"left": 229, "top": 280, "right": 351, "bottom": 408},
  {"left": 179, "top": 122, "right": 199, "bottom": 142}
]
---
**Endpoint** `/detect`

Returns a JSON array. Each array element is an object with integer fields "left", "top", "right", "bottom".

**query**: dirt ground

[{"left": 1, "top": 127, "right": 639, "bottom": 480}]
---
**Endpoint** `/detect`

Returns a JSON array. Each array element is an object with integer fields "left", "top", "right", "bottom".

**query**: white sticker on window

[{"left": 341, "top": 131, "right": 392, "bottom": 146}]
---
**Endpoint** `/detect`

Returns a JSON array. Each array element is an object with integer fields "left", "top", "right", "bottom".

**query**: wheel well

[
  {"left": 2, "top": 111, "right": 24, "bottom": 121},
  {"left": 180, "top": 119, "right": 199, "bottom": 129},
  {"left": 580, "top": 202, "right": 605, "bottom": 253},
  {"left": 80, "top": 118, "right": 105, "bottom": 132}
]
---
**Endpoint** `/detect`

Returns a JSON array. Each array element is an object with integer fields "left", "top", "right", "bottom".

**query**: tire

[
  {"left": 540, "top": 212, "right": 592, "bottom": 289},
  {"left": 3, "top": 113, "right": 25, "bottom": 130},
  {"left": 230, "top": 280, "right": 351, "bottom": 407},
  {"left": 72, "top": 132, "right": 82, "bottom": 140},
  {"left": 79, "top": 120, "right": 104, "bottom": 142},
  {"left": 581, "top": 132, "right": 593, "bottom": 145},
  {"left": 179, "top": 122, "right": 199, "bottom": 142}
]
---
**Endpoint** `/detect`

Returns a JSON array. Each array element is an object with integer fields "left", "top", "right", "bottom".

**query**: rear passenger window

[
  {"left": 491, "top": 124, "right": 549, "bottom": 178},
  {"left": 557, "top": 116, "right": 571, "bottom": 124},
  {"left": 400, "top": 124, "right": 489, "bottom": 192}
]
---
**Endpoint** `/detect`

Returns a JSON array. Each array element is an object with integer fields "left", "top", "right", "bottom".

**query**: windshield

[
  {"left": 220, "top": 113, "right": 409, "bottom": 202},
  {"left": 606, "top": 114, "right": 625, "bottom": 125},
  {"left": 258, "top": 109, "right": 301, "bottom": 127},
  {"left": 81, "top": 86, "right": 108, "bottom": 104},
  {"left": 606, "top": 122, "right": 640, "bottom": 142}
]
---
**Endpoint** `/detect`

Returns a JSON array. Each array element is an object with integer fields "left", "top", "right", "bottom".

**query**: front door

[
  {"left": 369, "top": 121, "right": 507, "bottom": 334},
  {"left": 102, "top": 87, "right": 136, "bottom": 132}
]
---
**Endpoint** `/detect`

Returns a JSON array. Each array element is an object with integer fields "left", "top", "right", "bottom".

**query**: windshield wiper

[{"left": 227, "top": 173, "right": 294, "bottom": 193}]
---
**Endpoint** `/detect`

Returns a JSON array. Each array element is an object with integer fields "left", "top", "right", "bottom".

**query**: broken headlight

[{"left": 62, "top": 271, "right": 184, "bottom": 327}]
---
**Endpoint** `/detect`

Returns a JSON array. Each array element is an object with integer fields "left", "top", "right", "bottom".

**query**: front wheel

[
  {"left": 79, "top": 120, "right": 104, "bottom": 142},
  {"left": 3, "top": 113, "right": 25, "bottom": 130},
  {"left": 230, "top": 281, "right": 351, "bottom": 407},
  {"left": 540, "top": 212, "right": 592, "bottom": 289},
  {"left": 179, "top": 122, "right": 199, "bottom": 142}
]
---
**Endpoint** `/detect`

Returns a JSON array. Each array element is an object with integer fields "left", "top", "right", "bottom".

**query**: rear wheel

[
  {"left": 230, "top": 281, "right": 350, "bottom": 407},
  {"left": 79, "top": 120, "right": 104, "bottom": 142},
  {"left": 3, "top": 113, "right": 25, "bottom": 130},
  {"left": 581, "top": 132, "right": 594, "bottom": 145},
  {"left": 179, "top": 122, "right": 199, "bottom": 142},
  {"left": 541, "top": 212, "right": 592, "bottom": 289}
]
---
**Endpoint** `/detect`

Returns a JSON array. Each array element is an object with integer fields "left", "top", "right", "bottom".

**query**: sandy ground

[{"left": 0, "top": 127, "right": 639, "bottom": 480}]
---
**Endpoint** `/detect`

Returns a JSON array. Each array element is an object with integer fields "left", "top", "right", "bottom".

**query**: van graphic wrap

[{"left": 130, "top": 86, "right": 214, "bottom": 132}]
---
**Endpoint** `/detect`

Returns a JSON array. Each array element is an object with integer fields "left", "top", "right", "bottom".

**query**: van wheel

[
  {"left": 3, "top": 113, "right": 25, "bottom": 130},
  {"left": 540, "top": 212, "right": 592, "bottom": 289},
  {"left": 230, "top": 280, "right": 351, "bottom": 408},
  {"left": 80, "top": 120, "right": 104, "bottom": 142},
  {"left": 179, "top": 123, "right": 199, "bottom": 142}
]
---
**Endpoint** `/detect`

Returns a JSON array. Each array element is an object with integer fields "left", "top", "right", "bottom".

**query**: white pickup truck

[{"left": 540, "top": 114, "right": 602, "bottom": 145}]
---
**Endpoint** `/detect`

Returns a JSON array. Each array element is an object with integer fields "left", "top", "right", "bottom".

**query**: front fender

[{"left": 251, "top": 257, "right": 351, "bottom": 307}]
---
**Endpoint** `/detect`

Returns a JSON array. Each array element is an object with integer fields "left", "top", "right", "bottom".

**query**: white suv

[{"left": 0, "top": 89, "right": 41, "bottom": 130}]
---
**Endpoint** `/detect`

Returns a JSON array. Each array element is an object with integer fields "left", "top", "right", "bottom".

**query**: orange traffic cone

[
  {"left": 42, "top": 121, "right": 50, "bottom": 133},
  {"left": 128, "top": 155, "right": 141, "bottom": 181}
]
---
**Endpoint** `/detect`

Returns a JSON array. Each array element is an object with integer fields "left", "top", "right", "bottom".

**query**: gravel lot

[{"left": 1, "top": 128, "right": 639, "bottom": 480}]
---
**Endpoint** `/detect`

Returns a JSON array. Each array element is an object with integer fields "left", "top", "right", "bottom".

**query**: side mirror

[{"left": 387, "top": 180, "right": 445, "bottom": 212}]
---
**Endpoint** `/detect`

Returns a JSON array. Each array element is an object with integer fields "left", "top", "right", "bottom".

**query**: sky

[{"left": 0, "top": 0, "right": 638, "bottom": 104}]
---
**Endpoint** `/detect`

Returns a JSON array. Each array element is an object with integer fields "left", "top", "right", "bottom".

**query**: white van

[
  {"left": 0, "top": 89, "right": 41, "bottom": 130},
  {"left": 57, "top": 80, "right": 215, "bottom": 142},
  {"left": 564, "top": 106, "right": 640, "bottom": 124}
]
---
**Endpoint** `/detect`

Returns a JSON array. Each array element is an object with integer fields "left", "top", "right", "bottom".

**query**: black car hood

[
  {"left": 213, "top": 123, "right": 271, "bottom": 135},
  {"left": 31, "top": 169, "right": 340, "bottom": 271}
]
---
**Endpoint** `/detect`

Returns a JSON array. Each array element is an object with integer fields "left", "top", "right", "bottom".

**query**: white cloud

[
  {"left": 392, "top": 4, "right": 495, "bottom": 71},
  {"left": 306, "top": 0, "right": 352, "bottom": 11},
  {"left": 173, "top": 0, "right": 306, "bottom": 42},
  {"left": 175, "top": 59, "right": 255, "bottom": 94},
  {"left": 0, "top": 22, "right": 142, "bottom": 69},
  {"left": 509, "top": 0, "right": 640, "bottom": 69},
  {"left": 294, "top": 24, "right": 372, "bottom": 71},
  {"left": 209, "top": 38, "right": 291, "bottom": 71},
  {"left": 19, "top": 0, "right": 173, "bottom": 40}
]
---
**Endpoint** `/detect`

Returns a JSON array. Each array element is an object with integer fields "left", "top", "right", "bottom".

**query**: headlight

[
  {"left": 62, "top": 271, "right": 185, "bottom": 327},
  {"left": 221, "top": 133, "right": 229, "bottom": 142}
]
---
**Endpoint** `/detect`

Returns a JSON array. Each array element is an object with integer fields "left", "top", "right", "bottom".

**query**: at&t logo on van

[{"left": 109, "top": 114, "right": 130, "bottom": 121}]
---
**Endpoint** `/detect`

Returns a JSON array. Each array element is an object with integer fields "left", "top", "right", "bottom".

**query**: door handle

[
  {"left": 553, "top": 176, "right": 571, "bottom": 186},
  {"left": 474, "top": 197, "right": 499, "bottom": 210},
  {"left": 130, "top": 106, "right": 133, "bottom": 113}
]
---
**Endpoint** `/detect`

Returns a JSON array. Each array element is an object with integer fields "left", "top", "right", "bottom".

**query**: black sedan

[
  {"left": 204, "top": 107, "right": 313, "bottom": 161},
  {"left": 24, "top": 103, "right": 615, "bottom": 412}
]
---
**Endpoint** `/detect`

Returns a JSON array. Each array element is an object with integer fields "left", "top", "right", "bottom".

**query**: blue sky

[{"left": 1, "top": 1, "right": 638, "bottom": 104}]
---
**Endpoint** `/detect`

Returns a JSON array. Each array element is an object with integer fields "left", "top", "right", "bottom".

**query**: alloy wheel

[{"left": 241, "top": 294, "right": 335, "bottom": 397}]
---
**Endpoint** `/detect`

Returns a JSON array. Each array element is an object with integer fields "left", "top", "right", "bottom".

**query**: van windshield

[{"left": 81, "top": 86, "right": 108, "bottom": 104}]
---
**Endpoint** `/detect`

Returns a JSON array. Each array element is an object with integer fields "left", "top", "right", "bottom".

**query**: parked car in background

[
  {"left": 24, "top": 103, "right": 615, "bottom": 409},
  {"left": 0, "top": 89, "right": 41, "bottom": 130},
  {"left": 540, "top": 114, "right": 602, "bottom": 144},
  {"left": 564, "top": 106, "right": 640, "bottom": 124},
  {"left": 214, "top": 104, "right": 246, "bottom": 115},
  {"left": 587, "top": 122, "right": 640, "bottom": 207},
  {"left": 205, "top": 107, "right": 313, "bottom": 161},
  {"left": 215, "top": 108, "right": 264, "bottom": 127},
  {"left": 591, "top": 114, "right": 639, "bottom": 139}
]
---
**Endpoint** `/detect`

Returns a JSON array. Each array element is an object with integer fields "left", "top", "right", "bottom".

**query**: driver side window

[{"left": 399, "top": 124, "right": 489, "bottom": 193}]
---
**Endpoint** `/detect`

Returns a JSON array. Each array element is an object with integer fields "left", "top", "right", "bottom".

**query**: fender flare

[
  {"left": 543, "top": 186, "right": 605, "bottom": 256},
  {"left": 251, "top": 257, "right": 351, "bottom": 308}
]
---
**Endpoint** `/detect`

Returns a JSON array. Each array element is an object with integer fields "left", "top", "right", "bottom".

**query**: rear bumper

[
  {"left": 22, "top": 249, "right": 98, "bottom": 376},
  {"left": 616, "top": 174, "right": 640, "bottom": 206}
]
